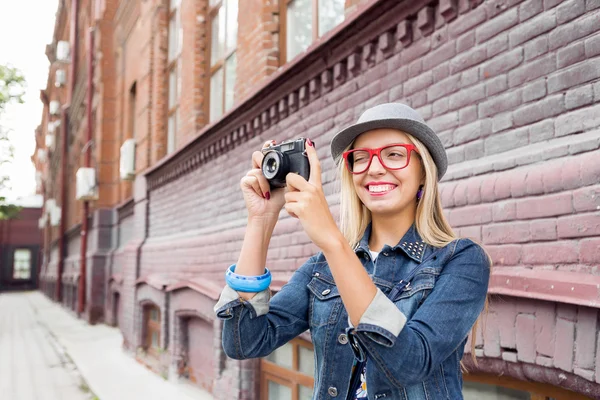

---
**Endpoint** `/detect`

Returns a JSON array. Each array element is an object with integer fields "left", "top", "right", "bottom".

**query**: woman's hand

[
  {"left": 284, "top": 139, "right": 343, "bottom": 250},
  {"left": 240, "top": 140, "right": 286, "bottom": 222}
]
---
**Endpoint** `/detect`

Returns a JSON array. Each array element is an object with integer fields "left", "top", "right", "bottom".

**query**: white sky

[{"left": 0, "top": 0, "right": 59, "bottom": 202}]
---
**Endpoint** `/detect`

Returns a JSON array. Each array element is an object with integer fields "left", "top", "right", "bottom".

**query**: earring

[{"left": 416, "top": 186, "right": 424, "bottom": 201}]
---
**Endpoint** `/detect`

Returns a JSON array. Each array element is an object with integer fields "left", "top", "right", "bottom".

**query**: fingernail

[
  {"left": 306, "top": 138, "right": 313, "bottom": 147},
  {"left": 265, "top": 192, "right": 271, "bottom": 200}
]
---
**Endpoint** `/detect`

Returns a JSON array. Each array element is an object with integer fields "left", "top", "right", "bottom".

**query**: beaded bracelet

[{"left": 225, "top": 265, "right": 272, "bottom": 292}]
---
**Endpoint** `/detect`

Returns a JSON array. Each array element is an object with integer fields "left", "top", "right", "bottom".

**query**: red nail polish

[
  {"left": 306, "top": 138, "right": 313, "bottom": 147},
  {"left": 265, "top": 192, "right": 271, "bottom": 200}
]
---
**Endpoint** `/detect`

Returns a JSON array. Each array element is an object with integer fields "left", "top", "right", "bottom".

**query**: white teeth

[{"left": 368, "top": 185, "right": 396, "bottom": 193}]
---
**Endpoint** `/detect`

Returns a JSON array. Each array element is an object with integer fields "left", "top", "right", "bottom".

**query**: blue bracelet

[{"left": 225, "top": 265, "right": 272, "bottom": 292}]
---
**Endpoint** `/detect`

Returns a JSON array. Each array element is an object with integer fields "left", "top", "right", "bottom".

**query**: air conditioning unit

[
  {"left": 50, "top": 205, "right": 61, "bottom": 226},
  {"left": 38, "top": 213, "right": 48, "bottom": 229},
  {"left": 37, "top": 148, "right": 47, "bottom": 163},
  {"left": 76, "top": 167, "right": 99, "bottom": 201},
  {"left": 49, "top": 100, "right": 60, "bottom": 115},
  {"left": 45, "top": 198, "right": 56, "bottom": 212},
  {"left": 55, "top": 69, "right": 66, "bottom": 87},
  {"left": 120, "top": 139, "right": 136, "bottom": 180},
  {"left": 56, "top": 40, "right": 70, "bottom": 62},
  {"left": 45, "top": 133, "right": 55, "bottom": 149}
]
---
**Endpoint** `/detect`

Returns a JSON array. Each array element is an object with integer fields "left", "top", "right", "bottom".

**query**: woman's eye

[{"left": 388, "top": 152, "right": 406, "bottom": 158}]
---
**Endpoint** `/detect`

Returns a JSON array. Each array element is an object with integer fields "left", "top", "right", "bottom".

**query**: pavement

[{"left": 0, "top": 291, "right": 215, "bottom": 400}]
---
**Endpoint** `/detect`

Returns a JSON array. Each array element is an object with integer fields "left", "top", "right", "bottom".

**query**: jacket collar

[{"left": 354, "top": 222, "right": 427, "bottom": 263}]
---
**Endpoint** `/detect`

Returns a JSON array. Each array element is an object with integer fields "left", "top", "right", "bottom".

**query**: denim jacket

[{"left": 214, "top": 224, "right": 490, "bottom": 400}]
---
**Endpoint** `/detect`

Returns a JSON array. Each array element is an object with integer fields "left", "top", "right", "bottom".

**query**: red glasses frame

[{"left": 342, "top": 143, "right": 419, "bottom": 174}]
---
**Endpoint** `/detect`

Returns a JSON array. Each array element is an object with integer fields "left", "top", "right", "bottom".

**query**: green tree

[{"left": 0, "top": 64, "right": 26, "bottom": 219}]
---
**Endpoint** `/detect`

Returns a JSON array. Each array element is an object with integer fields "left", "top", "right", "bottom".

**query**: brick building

[
  {"left": 0, "top": 205, "right": 43, "bottom": 292},
  {"left": 34, "top": 0, "right": 600, "bottom": 398}
]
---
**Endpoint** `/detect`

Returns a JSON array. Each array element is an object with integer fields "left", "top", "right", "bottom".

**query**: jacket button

[
  {"left": 322, "top": 289, "right": 331, "bottom": 296},
  {"left": 338, "top": 333, "right": 348, "bottom": 344},
  {"left": 328, "top": 386, "right": 338, "bottom": 397}
]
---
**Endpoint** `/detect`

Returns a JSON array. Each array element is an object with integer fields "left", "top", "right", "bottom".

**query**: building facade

[
  {"left": 0, "top": 206, "right": 43, "bottom": 292},
  {"left": 34, "top": 0, "right": 600, "bottom": 398}
]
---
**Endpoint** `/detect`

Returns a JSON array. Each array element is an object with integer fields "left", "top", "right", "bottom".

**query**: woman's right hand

[{"left": 240, "top": 140, "right": 286, "bottom": 221}]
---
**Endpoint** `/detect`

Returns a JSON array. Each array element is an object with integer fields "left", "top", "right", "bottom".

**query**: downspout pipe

[
  {"left": 56, "top": 0, "right": 79, "bottom": 302},
  {"left": 78, "top": 27, "right": 94, "bottom": 316}
]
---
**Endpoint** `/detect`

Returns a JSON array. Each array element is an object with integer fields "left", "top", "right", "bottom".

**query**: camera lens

[
  {"left": 262, "top": 150, "right": 288, "bottom": 184},
  {"left": 265, "top": 156, "right": 278, "bottom": 175}
]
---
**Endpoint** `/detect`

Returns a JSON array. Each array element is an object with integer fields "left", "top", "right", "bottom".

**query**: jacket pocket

[{"left": 307, "top": 276, "right": 342, "bottom": 328}]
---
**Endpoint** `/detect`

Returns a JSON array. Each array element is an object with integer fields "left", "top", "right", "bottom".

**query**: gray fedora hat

[{"left": 330, "top": 103, "right": 448, "bottom": 180}]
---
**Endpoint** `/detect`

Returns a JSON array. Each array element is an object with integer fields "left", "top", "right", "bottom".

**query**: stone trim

[{"left": 144, "top": 0, "right": 478, "bottom": 191}]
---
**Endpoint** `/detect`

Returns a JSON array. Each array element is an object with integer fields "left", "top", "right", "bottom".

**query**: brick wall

[{"left": 129, "top": 0, "right": 600, "bottom": 396}]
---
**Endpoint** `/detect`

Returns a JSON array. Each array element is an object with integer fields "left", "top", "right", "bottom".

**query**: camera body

[{"left": 261, "top": 138, "right": 311, "bottom": 188}]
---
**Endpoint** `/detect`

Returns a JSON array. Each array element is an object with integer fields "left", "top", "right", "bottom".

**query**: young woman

[{"left": 214, "top": 103, "right": 490, "bottom": 400}]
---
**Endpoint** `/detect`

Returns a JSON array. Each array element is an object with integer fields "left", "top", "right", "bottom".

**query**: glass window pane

[
  {"left": 298, "top": 346, "right": 314, "bottom": 376},
  {"left": 151, "top": 308, "right": 159, "bottom": 321},
  {"left": 151, "top": 331, "right": 159, "bottom": 348},
  {"left": 168, "top": 13, "right": 178, "bottom": 61},
  {"left": 224, "top": 53, "right": 236, "bottom": 112},
  {"left": 13, "top": 249, "right": 32, "bottom": 280},
  {"left": 211, "top": 8, "right": 226, "bottom": 65},
  {"left": 299, "top": 385, "right": 313, "bottom": 400},
  {"left": 463, "top": 381, "right": 530, "bottom": 400},
  {"left": 286, "top": 0, "right": 313, "bottom": 61},
  {"left": 168, "top": 113, "right": 177, "bottom": 153},
  {"left": 170, "top": 0, "right": 181, "bottom": 11},
  {"left": 318, "top": 0, "right": 344, "bottom": 37},
  {"left": 168, "top": 68, "right": 177, "bottom": 108},
  {"left": 265, "top": 342, "right": 293, "bottom": 369},
  {"left": 210, "top": 67, "right": 224, "bottom": 122},
  {"left": 268, "top": 381, "right": 292, "bottom": 400},
  {"left": 287, "top": 0, "right": 313, "bottom": 62},
  {"left": 225, "top": 0, "right": 238, "bottom": 51}
]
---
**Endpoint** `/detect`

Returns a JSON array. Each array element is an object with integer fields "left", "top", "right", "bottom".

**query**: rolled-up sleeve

[
  {"left": 352, "top": 288, "right": 408, "bottom": 347},
  {"left": 213, "top": 257, "right": 315, "bottom": 360},
  {"left": 214, "top": 283, "right": 271, "bottom": 319}
]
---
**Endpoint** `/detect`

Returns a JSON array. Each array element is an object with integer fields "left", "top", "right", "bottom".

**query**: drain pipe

[
  {"left": 78, "top": 27, "right": 94, "bottom": 316},
  {"left": 56, "top": 0, "right": 79, "bottom": 302}
]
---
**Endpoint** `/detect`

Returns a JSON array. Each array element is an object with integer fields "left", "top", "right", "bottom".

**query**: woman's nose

[{"left": 367, "top": 155, "right": 386, "bottom": 175}]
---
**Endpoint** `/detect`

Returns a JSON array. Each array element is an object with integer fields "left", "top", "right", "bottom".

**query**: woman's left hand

[{"left": 284, "top": 139, "right": 342, "bottom": 250}]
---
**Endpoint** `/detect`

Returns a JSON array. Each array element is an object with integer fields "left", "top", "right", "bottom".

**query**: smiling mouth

[{"left": 367, "top": 184, "right": 397, "bottom": 194}]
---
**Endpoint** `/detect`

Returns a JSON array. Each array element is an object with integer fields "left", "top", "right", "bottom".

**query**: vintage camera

[{"left": 261, "top": 138, "right": 312, "bottom": 188}]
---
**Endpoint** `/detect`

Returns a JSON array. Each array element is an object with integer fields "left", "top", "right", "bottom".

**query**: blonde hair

[{"left": 337, "top": 132, "right": 488, "bottom": 366}]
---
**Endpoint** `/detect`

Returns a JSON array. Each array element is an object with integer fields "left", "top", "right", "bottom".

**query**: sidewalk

[{"left": 6, "top": 291, "right": 214, "bottom": 400}]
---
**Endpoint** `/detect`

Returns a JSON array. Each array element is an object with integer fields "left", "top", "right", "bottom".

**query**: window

[
  {"left": 167, "top": 0, "right": 183, "bottom": 153},
  {"left": 282, "top": 0, "right": 345, "bottom": 62},
  {"left": 260, "top": 338, "right": 314, "bottom": 400},
  {"left": 129, "top": 82, "right": 137, "bottom": 139},
  {"left": 208, "top": 0, "right": 238, "bottom": 122},
  {"left": 464, "top": 373, "right": 588, "bottom": 400},
  {"left": 144, "top": 304, "right": 161, "bottom": 356},
  {"left": 12, "top": 249, "right": 32, "bottom": 280}
]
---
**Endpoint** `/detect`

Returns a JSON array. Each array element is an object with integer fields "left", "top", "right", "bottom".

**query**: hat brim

[{"left": 330, "top": 118, "right": 448, "bottom": 180}]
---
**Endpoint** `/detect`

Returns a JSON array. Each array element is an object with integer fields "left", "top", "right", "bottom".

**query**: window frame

[
  {"left": 207, "top": 0, "right": 237, "bottom": 122},
  {"left": 144, "top": 304, "right": 161, "bottom": 357},
  {"left": 464, "top": 372, "right": 591, "bottom": 400},
  {"left": 166, "top": 0, "right": 182, "bottom": 154},
  {"left": 280, "top": 0, "right": 344, "bottom": 63},
  {"left": 12, "top": 248, "right": 32, "bottom": 281},
  {"left": 260, "top": 337, "right": 314, "bottom": 400}
]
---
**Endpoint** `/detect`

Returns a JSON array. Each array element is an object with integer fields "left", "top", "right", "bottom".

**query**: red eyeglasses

[{"left": 342, "top": 144, "right": 419, "bottom": 174}]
